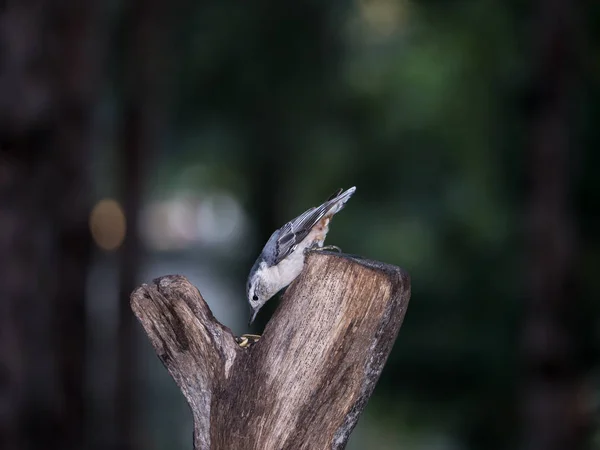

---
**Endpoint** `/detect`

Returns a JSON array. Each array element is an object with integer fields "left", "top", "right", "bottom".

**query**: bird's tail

[{"left": 325, "top": 186, "right": 356, "bottom": 216}]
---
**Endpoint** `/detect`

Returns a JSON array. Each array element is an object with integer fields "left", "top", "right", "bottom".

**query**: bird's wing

[{"left": 265, "top": 187, "right": 356, "bottom": 266}]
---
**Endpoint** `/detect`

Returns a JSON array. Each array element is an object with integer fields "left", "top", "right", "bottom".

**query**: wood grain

[{"left": 131, "top": 251, "right": 411, "bottom": 449}]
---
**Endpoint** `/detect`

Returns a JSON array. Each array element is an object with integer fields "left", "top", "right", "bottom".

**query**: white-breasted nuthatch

[{"left": 246, "top": 186, "right": 356, "bottom": 325}]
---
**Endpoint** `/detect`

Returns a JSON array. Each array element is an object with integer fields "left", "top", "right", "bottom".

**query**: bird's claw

[{"left": 236, "top": 334, "right": 261, "bottom": 348}]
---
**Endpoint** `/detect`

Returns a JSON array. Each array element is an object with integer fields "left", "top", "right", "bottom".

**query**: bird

[{"left": 246, "top": 186, "right": 356, "bottom": 325}]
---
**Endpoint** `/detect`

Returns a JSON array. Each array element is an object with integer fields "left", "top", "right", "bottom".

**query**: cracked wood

[{"left": 131, "top": 251, "right": 411, "bottom": 450}]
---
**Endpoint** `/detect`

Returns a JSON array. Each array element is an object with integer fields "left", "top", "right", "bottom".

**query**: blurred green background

[{"left": 0, "top": 0, "right": 598, "bottom": 449}]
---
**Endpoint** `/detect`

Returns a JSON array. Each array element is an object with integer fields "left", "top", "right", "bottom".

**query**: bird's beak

[{"left": 248, "top": 309, "right": 259, "bottom": 326}]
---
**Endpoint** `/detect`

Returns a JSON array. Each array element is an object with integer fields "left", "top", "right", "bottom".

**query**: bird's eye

[{"left": 252, "top": 295, "right": 258, "bottom": 301}]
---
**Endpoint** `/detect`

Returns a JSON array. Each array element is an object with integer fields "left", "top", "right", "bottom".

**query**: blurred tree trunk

[
  {"left": 241, "top": 0, "right": 342, "bottom": 327},
  {"left": 115, "top": 0, "right": 172, "bottom": 449},
  {"left": 523, "top": 1, "right": 588, "bottom": 449},
  {"left": 0, "top": 2, "right": 107, "bottom": 450}
]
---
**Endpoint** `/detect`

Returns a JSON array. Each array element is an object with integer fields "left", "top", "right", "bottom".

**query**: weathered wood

[{"left": 131, "top": 251, "right": 411, "bottom": 450}]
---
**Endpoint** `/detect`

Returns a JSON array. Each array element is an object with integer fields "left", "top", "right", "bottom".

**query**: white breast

[{"left": 261, "top": 224, "right": 330, "bottom": 298}]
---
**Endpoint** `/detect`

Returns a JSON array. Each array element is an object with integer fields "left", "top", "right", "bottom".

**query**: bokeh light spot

[{"left": 89, "top": 199, "right": 126, "bottom": 251}]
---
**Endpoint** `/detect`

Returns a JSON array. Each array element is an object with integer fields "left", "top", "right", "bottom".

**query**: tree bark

[{"left": 130, "top": 251, "right": 410, "bottom": 450}]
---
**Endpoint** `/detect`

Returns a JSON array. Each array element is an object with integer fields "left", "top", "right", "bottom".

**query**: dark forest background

[{"left": 0, "top": 0, "right": 599, "bottom": 449}]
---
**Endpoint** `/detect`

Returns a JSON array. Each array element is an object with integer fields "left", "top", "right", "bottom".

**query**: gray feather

[
  {"left": 260, "top": 187, "right": 356, "bottom": 267},
  {"left": 259, "top": 229, "right": 281, "bottom": 266}
]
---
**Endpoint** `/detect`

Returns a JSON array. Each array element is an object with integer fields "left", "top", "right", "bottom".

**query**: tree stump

[{"left": 130, "top": 251, "right": 411, "bottom": 449}]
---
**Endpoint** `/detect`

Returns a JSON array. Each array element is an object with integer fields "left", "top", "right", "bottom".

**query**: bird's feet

[
  {"left": 313, "top": 245, "right": 342, "bottom": 253},
  {"left": 236, "top": 334, "right": 261, "bottom": 348}
]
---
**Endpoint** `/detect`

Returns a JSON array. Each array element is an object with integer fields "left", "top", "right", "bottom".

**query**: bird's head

[{"left": 247, "top": 264, "right": 269, "bottom": 325}]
